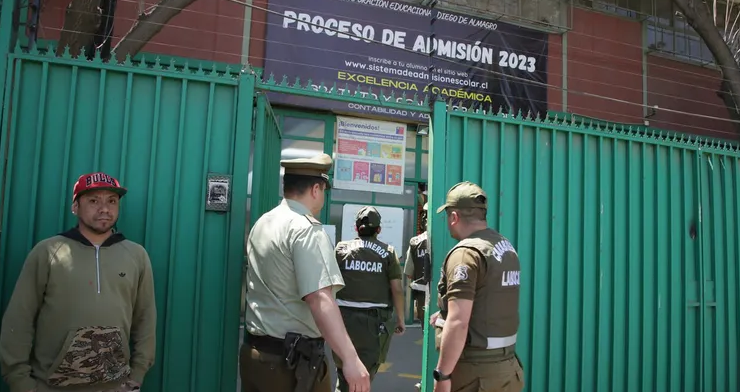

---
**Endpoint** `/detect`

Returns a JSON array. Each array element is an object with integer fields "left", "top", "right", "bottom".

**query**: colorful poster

[{"left": 334, "top": 116, "right": 407, "bottom": 194}]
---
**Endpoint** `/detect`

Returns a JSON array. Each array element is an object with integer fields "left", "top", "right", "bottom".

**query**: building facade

[
  {"left": 34, "top": 0, "right": 736, "bottom": 140},
  {"left": 33, "top": 0, "right": 735, "bottom": 283},
  {"left": 30, "top": 0, "right": 738, "bottom": 316}
]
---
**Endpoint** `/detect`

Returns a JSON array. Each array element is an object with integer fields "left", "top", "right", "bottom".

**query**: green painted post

[
  {"left": 228, "top": 71, "right": 255, "bottom": 392},
  {"left": 250, "top": 93, "right": 267, "bottom": 226},
  {"left": 421, "top": 98, "right": 448, "bottom": 392},
  {"left": 0, "top": 0, "right": 18, "bottom": 137}
]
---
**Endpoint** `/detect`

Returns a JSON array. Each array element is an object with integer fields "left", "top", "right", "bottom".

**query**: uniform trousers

[
  {"left": 239, "top": 343, "right": 331, "bottom": 392},
  {"left": 449, "top": 348, "right": 524, "bottom": 392},
  {"left": 332, "top": 307, "right": 394, "bottom": 392},
  {"left": 412, "top": 290, "right": 426, "bottom": 326}
]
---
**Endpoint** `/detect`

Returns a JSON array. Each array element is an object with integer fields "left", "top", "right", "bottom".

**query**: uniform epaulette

[
  {"left": 304, "top": 214, "right": 322, "bottom": 226},
  {"left": 387, "top": 244, "right": 395, "bottom": 254}
]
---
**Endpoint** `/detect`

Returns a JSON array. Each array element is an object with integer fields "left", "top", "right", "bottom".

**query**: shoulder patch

[
  {"left": 387, "top": 244, "right": 395, "bottom": 254},
  {"left": 452, "top": 264, "right": 469, "bottom": 281},
  {"left": 410, "top": 235, "right": 421, "bottom": 246},
  {"left": 304, "top": 214, "right": 322, "bottom": 226}
]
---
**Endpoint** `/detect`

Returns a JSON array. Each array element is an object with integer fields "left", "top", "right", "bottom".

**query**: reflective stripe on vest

[
  {"left": 336, "top": 299, "right": 388, "bottom": 308},
  {"left": 434, "top": 318, "right": 517, "bottom": 349}
]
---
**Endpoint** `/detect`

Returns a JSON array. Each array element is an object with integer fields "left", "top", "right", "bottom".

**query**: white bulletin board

[
  {"left": 340, "top": 204, "right": 405, "bottom": 258},
  {"left": 322, "top": 225, "right": 337, "bottom": 248}
]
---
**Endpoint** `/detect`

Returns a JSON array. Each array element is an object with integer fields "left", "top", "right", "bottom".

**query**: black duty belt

[
  {"left": 247, "top": 332, "right": 285, "bottom": 356},
  {"left": 247, "top": 332, "right": 325, "bottom": 356}
]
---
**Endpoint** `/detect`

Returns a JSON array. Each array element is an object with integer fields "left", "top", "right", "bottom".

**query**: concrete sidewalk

[{"left": 326, "top": 325, "right": 424, "bottom": 391}]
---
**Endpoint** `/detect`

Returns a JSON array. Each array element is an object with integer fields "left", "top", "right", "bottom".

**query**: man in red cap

[{"left": 0, "top": 172, "right": 157, "bottom": 392}]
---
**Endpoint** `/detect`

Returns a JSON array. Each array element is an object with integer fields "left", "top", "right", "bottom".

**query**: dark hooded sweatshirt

[{"left": 0, "top": 228, "right": 157, "bottom": 392}]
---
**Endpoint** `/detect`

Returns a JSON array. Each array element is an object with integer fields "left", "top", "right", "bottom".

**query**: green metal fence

[
  {"left": 424, "top": 104, "right": 740, "bottom": 392},
  {"left": 0, "top": 47, "right": 254, "bottom": 392}
]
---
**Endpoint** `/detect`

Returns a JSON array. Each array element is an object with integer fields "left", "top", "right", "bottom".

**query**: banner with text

[
  {"left": 264, "top": 0, "right": 549, "bottom": 123},
  {"left": 334, "top": 116, "right": 407, "bottom": 194}
]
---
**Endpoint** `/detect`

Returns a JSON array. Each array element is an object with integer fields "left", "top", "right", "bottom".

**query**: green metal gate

[
  {"left": 0, "top": 48, "right": 254, "bottom": 392},
  {"left": 424, "top": 104, "right": 740, "bottom": 392},
  {"left": 249, "top": 91, "right": 282, "bottom": 225}
]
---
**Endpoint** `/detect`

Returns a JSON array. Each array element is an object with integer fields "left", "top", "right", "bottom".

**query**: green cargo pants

[{"left": 332, "top": 306, "right": 394, "bottom": 392}]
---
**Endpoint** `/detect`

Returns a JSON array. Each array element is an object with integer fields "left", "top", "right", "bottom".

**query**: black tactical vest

[
  {"left": 437, "top": 228, "right": 520, "bottom": 349},
  {"left": 409, "top": 231, "right": 430, "bottom": 286},
  {"left": 335, "top": 237, "right": 396, "bottom": 306}
]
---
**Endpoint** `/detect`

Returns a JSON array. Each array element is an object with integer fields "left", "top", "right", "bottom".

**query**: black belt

[
  {"left": 247, "top": 332, "right": 285, "bottom": 356},
  {"left": 247, "top": 332, "right": 325, "bottom": 356}
]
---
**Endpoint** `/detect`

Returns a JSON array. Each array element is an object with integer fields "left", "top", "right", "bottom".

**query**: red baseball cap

[{"left": 72, "top": 172, "right": 127, "bottom": 201}]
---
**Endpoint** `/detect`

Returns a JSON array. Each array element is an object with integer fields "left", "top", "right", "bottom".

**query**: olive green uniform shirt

[{"left": 244, "top": 199, "right": 344, "bottom": 339}]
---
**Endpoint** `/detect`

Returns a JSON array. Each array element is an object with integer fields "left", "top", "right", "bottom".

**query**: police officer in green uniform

[
  {"left": 240, "top": 153, "right": 371, "bottom": 392},
  {"left": 404, "top": 203, "right": 430, "bottom": 327},
  {"left": 429, "top": 181, "right": 524, "bottom": 392},
  {"left": 332, "top": 206, "right": 406, "bottom": 392}
]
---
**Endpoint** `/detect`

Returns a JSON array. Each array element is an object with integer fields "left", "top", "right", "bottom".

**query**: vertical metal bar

[
  {"left": 668, "top": 146, "right": 676, "bottom": 392},
  {"left": 580, "top": 133, "right": 589, "bottom": 392},
  {"left": 711, "top": 154, "right": 722, "bottom": 392},
  {"left": 732, "top": 156, "right": 740, "bottom": 392},
  {"left": 720, "top": 155, "right": 732, "bottom": 392},
  {"left": 696, "top": 151, "right": 705, "bottom": 392},
  {"left": 144, "top": 75, "right": 162, "bottom": 391},
  {"left": 58, "top": 66, "right": 78, "bottom": 231},
  {"left": 547, "top": 128, "right": 556, "bottom": 388},
  {"left": 496, "top": 122, "right": 505, "bottom": 230},
  {"left": 26, "top": 61, "right": 49, "bottom": 250},
  {"left": 219, "top": 85, "right": 242, "bottom": 392},
  {"left": 515, "top": 124, "right": 523, "bottom": 252},
  {"left": 321, "top": 115, "right": 335, "bottom": 223},
  {"left": 626, "top": 140, "right": 634, "bottom": 391},
  {"left": 220, "top": 89, "right": 240, "bottom": 384},
  {"left": 641, "top": 143, "right": 649, "bottom": 392},
  {"left": 0, "top": 0, "right": 18, "bottom": 130},
  {"left": 162, "top": 78, "right": 187, "bottom": 390},
  {"left": 421, "top": 99, "right": 447, "bottom": 392},
  {"left": 0, "top": 59, "right": 22, "bottom": 275},
  {"left": 528, "top": 126, "right": 540, "bottom": 392},
  {"left": 596, "top": 136, "right": 604, "bottom": 392},
  {"left": 514, "top": 123, "right": 524, "bottom": 381},
  {"left": 682, "top": 149, "right": 691, "bottom": 391},
  {"left": 654, "top": 144, "right": 663, "bottom": 392},
  {"left": 93, "top": 69, "right": 106, "bottom": 170},
  {"left": 224, "top": 73, "right": 256, "bottom": 392},
  {"left": 118, "top": 73, "right": 133, "bottom": 184},
  {"left": 461, "top": 117, "right": 468, "bottom": 177},
  {"left": 610, "top": 138, "right": 619, "bottom": 392},
  {"left": 250, "top": 94, "right": 266, "bottom": 226},
  {"left": 563, "top": 131, "right": 573, "bottom": 392},
  {"left": 479, "top": 119, "right": 491, "bottom": 221}
]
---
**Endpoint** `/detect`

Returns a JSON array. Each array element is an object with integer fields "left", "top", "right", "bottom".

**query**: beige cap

[
  {"left": 436, "top": 181, "right": 487, "bottom": 213},
  {"left": 281, "top": 153, "right": 333, "bottom": 189}
]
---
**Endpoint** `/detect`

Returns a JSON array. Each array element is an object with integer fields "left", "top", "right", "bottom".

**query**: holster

[{"left": 283, "top": 332, "right": 325, "bottom": 392}]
